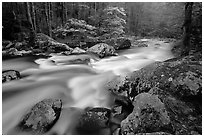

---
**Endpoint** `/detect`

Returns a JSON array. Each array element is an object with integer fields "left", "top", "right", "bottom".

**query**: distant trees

[{"left": 2, "top": 2, "right": 202, "bottom": 46}]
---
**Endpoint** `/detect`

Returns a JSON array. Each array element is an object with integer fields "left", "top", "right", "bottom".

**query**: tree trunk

[
  {"left": 45, "top": 2, "right": 52, "bottom": 37},
  {"left": 26, "top": 2, "right": 34, "bottom": 31},
  {"left": 26, "top": 2, "right": 36, "bottom": 47},
  {"left": 64, "top": 3, "right": 68, "bottom": 22},
  {"left": 182, "top": 2, "right": 193, "bottom": 55},
  {"left": 31, "top": 2, "right": 37, "bottom": 32},
  {"left": 48, "top": 2, "right": 52, "bottom": 37}
]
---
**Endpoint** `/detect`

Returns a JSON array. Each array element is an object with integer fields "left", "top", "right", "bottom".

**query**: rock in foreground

[
  {"left": 121, "top": 93, "right": 171, "bottom": 135},
  {"left": 18, "top": 99, "right": 62, "bottom": 134},
  {"left": 107, "top": 52, "right": 202, "bottom": 135},
  {"left": 76, "top": 107, "right": 111, "bottom": 135},
  {"left": 2, "top": 70, "right": 21, "bottom": 83},
  {"left": 77, "top": 107, "right": 111, "bottom": 131}
]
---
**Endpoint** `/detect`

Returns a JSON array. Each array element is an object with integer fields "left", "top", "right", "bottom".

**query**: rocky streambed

[{"left": 2, "top": 38, "right": 202, "bottom": 135}]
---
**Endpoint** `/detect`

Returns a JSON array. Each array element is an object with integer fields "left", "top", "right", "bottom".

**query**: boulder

[
  {"left": 2, "top": 50, "right": 8, "bottom": 57},
  {"left": 15, "top": 50, "right": 32, "bottom": 56},
  {"left": 102, "top": 37, "right": 131, "bottom": 50},
  {"left": 87, "top": 43, "right": 116, "bottom": 58},
  {"left": 149, "top": 87, "right": 202, "bottom": 135},
  {"left": 76, "top": 107, "right": 111, "bottom": 133},
  {"left": 136, "top": 132, "right": 172, "bottom": 135},
  {"left": 137, "top": 43, "right": 148, "bottom": 47},
  {"left": 2, "top": 40, "right": 13, "bottom": 50},
  {"left": 14, "top": 41, "right": 28, "bottom": 50},
  {"left": 2, "top": 70, "right": 21, "bottom": 83},
  {"left": 2, "top": 47, "right": 33, "bottom": 58},
  {"left": 71, "top": 47, "right": 86, "bottom": 54},
  {"left": 121, "top": 93, "right": 171, "bottom": 134},
  {"left": 8, "top": 47, "right": 18, "bottom": 54},
  {"left": 36, "top": 33, "right": 73, "bottom": 53},
  {"left": 2, "top": 33, "right": 73, "bottom": 58},
  {"left": 18, "top": 99, "right": 62, "bottom": 134}
]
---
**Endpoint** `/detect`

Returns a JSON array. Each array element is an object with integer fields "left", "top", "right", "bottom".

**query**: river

[{"left": 2, "top": 39, "right": 174, "bottom": 134}]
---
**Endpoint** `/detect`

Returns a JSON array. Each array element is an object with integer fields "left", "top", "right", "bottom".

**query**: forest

[{"left": 2, "top": 2, "right": 202, "bottom": 135}]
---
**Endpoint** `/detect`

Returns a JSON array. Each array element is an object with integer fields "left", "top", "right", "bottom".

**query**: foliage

[
  {"left": 52, "top": 18, "right": 97, "bottom": 39},
  {"left": 2, "top": 2, "right": 202, "bottom": 44},
  {"left": 99, "top": 6, "right": 127, "bottom": 39}
]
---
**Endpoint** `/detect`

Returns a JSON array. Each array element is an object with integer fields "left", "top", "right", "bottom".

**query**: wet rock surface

[
  {"left": 106, "top": 52, "right": 202, "bottom": 135},
  {"left": 87, "top": 43, "right": 116, "bottom": 58},
  {"left": 138, "top": 43, "right": 148, "bottom": 47},
  {"left": 77, "top": 107, "right": 111, "bottom": 131},
  {"left": 75, "top": 95, "right": 134, "bottom": 135},
  {"left": 121, "top": 93, "right": 171, "bottom": 134},
  {"left": 17, "top": 99, "right": 62, "bottom": 134},
  {"left": 71, "top": 47, "right": 86, "bottom": 54},
  {"left": 35, "top": 33, "right": 73, "bottom": 53},
  {"left": 102, "top": 37, "right": 131, "bottom": 50},
  {"left": 2, "top": 33, "right": 73, "bottom": 58},
  {"left": 136, "top": 132, "right": 172, "bottom": 135},
  {"left": 2, "top": 70, "right": 21, "bottom": 83}
]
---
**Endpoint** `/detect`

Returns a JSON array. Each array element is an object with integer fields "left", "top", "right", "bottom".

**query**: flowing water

[{"left": 2, "top": 39, "right": 174, "bottom": 135}]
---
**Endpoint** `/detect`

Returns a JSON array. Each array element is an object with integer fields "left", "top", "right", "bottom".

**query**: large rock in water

[
  {"left": 18, "top": 99, "right": 62, "bottom": 134},
  {"left": 2, "top": 70, "right": 21, "bottom": 83},
  {"left": 106, "top": 52, "right": 202, "bottom": 135},
  {"left": 87, "top": 43, "right": 116, "bottom": 58},
  {"left": 102, "top": 37, "right": 131, "bottom": 50}
]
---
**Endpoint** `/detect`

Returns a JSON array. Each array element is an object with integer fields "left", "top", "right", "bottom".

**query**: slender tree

[
  {"left": 48, "top": 2, "right": 52, "bottom": 37},
  {"left": 182, "top": 2, "right": 193, "bottom": 55},
  {"left": 31, "top": 2, "right": 37, "bottom": 32},
  {"left": 26, "top": 2, "right": 34, "bottom": 31},
  {"left": 44, "top": 2, "right": 52, "bottom": 37},
  {"left": 26, "top": 2, "right": 36, "bottom": 47},
  {"left": 64, "top": 3, "right": 68, "bottom": 22}
]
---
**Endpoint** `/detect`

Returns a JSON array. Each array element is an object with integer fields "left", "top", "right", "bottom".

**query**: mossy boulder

[
  {"left": 2, "top": 70, "right": 21, "bottom": 83},
  {"left": 121, "top": 93, "right": 171, "bottom": 134},
  {"left": 102, "top": 37, "right": 131, "bottom": 50},
  {"left": 87, "top": 43, "right": 116, "bottom": 58},
  {"left": 18, "top": 99, "right": 62, "bottom": 134}
]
